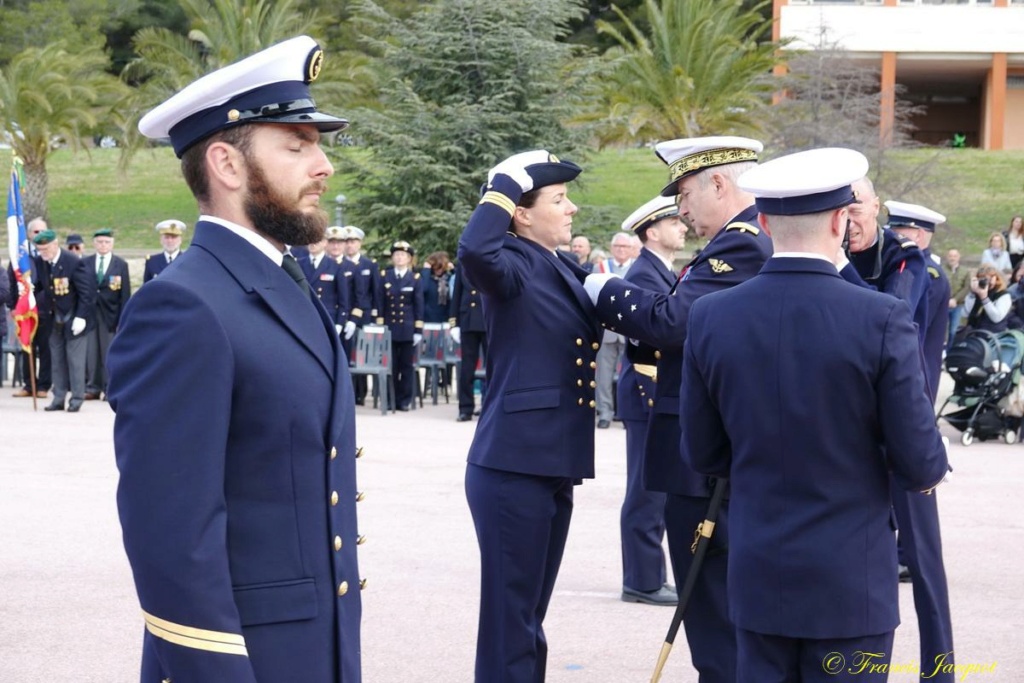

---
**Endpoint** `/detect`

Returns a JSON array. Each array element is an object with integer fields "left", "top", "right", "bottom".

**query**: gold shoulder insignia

[
  {"left": 414, "top": 272, "right": 421, "bottom": 280},
  {"left": 893, "top": 233, "right": 917, "bottom": 249},
  {"left": 709, "top": 258, "right": 734, "bottom": 274},
  {"left": 725, "top": 222, "right": 760, "bottom": 236},
  {"left": 928, "top": 266, "right": 940, "bottom": 279}
]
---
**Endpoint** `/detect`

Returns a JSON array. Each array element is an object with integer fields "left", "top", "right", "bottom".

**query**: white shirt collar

[
  {"left": 644, "top": 247, "right": 675, "bottom": 273},
  {"left": 199, "top": 214, "right": 283, "bottom": 266},
  {"left": 395, "top": 268, "right": 407, "bottom": 278},
  {"left": 311, "top": 253, "right": 322, "bottom": 269}
]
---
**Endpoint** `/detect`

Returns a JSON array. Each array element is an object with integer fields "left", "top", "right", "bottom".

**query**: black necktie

[{"left": 281, "top": 254, "right": 310, "bottom": 296}]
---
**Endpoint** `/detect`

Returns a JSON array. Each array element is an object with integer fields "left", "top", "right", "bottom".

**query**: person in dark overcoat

[
  {"left": 35, "top": 229, "right": 95, "bottom": 412},
  {"left": 83, "top": 228, "right": 131, "bottom": 399}
]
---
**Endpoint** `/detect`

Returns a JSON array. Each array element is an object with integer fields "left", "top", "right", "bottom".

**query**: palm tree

[
  {"left": 590, "top": 0, "right": 783, "bottom": 145},
  {"left": 116, "top": 0, "right": 374, "bottom": 163},
  {"left": 0, "top": 42, "right": 126, "bottom": 220}
]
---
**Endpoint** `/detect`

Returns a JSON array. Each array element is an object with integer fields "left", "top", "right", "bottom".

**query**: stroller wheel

[
  {"left": 1006, "top": 429, "right": 1018, "bottom": 445},
  {"left": 961, "top": 430, "right": 975, "bottom": 447}
]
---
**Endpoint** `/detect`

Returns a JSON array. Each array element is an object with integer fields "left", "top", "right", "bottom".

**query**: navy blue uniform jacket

[
  {"left": 301, "top": 254, "right": 351, "bottom": 326},
  {"left": 83, "top": 253, "right": 132, "bottom": 332},
  {"left": 842, "top": 228, "right": 928, "bottom": 340},
  {"left": 457, "top": 175, "right": 601, "bottom": 479},
  {"left": 107, "top": 221, "right": 361, "bottom": 682},
  {"left": 593, "top": 206, "right": 772, "bottom": 495},
  {"left": 617, "top": 247, "right": 675, "bottom": 423},
  {"left": 923, "top": 250, "right": 952, "bottom": 400},
  {"left": 44, "top": 249, "right": 97, "bottom": 334},
  {"left": 682, "top": 257, "right": 949, "bottom": 639},
  {"left": 143, "top": 251, "right": 178, "bottom": 283},
  {"left": 340, "top": 254, "right": 378, "bottom": 325},
  {"left": 377, "top": 268, "right": 424, "bottom": 342},
  {"left": 449, "top": 263, "right": 486, "bottom": 332}
]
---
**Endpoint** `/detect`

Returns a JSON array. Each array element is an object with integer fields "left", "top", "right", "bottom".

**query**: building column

[
  {"left": 880, "top": 52, "right": 897, "bottom": 148},
  {"left": 985, "top": 53, "right": 1007, "bottom": 151}
]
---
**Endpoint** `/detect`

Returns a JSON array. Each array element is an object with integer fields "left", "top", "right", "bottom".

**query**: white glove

[
  {"left": 414, "top": 333, "right": 423, "bottom": 346},
  {"left": 487, "top": 150, "right": 552, "bottom": 193},
  {"left": 583, "top": 273, "right": 620, "bottom": 305},
  {"left": 344, "top": 321, "right": 357, "bottom": 340},
  {"left": 71, "top": 317, "right": 86, "bottom": 336},
  {"left": 335, "top": 324, "right": 343, "bottom": 336},
  {"left": 450, "top": 326, "right": 461, "bottom": 345},
  {"left": 17, "top": 281, "right": 26, "bottom": 297}
]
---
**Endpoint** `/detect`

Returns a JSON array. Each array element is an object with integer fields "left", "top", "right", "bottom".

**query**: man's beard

[{"left": 243, "top": 155, "right": 328, "bottom": 246}]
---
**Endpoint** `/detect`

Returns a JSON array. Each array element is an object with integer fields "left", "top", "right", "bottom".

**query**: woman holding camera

[{"left": 963, "top": 265, "right": 1013, "bottom": 334}]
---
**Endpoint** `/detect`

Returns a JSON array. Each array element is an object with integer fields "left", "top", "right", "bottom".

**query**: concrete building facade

[{"left": 774, "top": 0, "right": 1024, "bottom": 149}]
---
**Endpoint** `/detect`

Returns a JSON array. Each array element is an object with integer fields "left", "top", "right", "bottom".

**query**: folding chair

[
  {"left": 417, "top": 322, "right": 449, "bottom": 406},
  {"left": 348, "top": 325, "right": 395, "bottom": 414}
]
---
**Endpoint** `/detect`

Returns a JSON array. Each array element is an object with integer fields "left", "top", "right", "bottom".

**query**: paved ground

[{"left": 0, "top": 372, "right": 1021, "bottom": 682}]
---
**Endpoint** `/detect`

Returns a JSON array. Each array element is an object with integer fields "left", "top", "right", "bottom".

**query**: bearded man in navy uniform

[
  {"left": 584, "top": 137, "right": 772, "bottom": 683},
  {"left": 107, "top": 36, "right": 362, "bottom": 682}
]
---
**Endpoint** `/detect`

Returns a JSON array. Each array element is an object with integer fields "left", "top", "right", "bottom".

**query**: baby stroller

[{"left": 937, "top": 329, "right": 1024, "bottom": 446}]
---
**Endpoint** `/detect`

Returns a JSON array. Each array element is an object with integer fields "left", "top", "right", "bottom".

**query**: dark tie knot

[{"left": 281, "top": 253, "right": 310, "bottom": 296}]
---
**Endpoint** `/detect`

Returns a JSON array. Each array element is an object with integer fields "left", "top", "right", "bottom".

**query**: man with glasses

[{"left": 65, "top": 234, "right": 84, "bottom": 257}]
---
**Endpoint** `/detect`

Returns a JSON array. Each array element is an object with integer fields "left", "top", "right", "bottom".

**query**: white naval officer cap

[
  {"left": 654, "top": 136, "right": 764, "bottom": 197},
  {"left": 621, "top": 195, "right": 679, "bottom": 235},
  {"left": 138, "top": 35, "right": 348, "bottom": 158},
  {"left": 325, "top": 225, "right": 346, "bottom": 241},
  {"left": 155, "top": 219, "right": 186, "bottom": 236},
  {"left": 343, "top": 225, "right": 366, "bottom": 241},
  {"left": 884, "top": 200, "right": 946, "bottom": 233},
  {"left": 736, "top": 147, "right": 869, "bottom": 216}
]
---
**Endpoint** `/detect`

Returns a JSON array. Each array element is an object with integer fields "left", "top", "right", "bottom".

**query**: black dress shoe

[
  {"left": 67, "top": 401, "right": 83, "bottom": 413},
  {"left": 457, "top": 413, "right": 473, "bottom": 422},
  {"left": 44, "top": 402, "right": 64, "bottom": 412},
  {"left": 898, "top": 564, "right": 912, "bottom": 583},
  {"left": 621, "top": 584, "right": 678, "bottom": 606},
  {"left": 597, "top": 419, "right": 611, "bottom": 429},
  {"left": 396, "top": 405, "right": 411, "bottom": 412}
]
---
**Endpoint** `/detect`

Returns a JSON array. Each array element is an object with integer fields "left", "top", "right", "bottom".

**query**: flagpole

[{"left": 27, "top": 344, "right": 38, "bottom": 411}]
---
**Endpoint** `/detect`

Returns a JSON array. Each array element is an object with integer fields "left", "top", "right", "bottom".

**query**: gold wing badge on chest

[{"left": 709, "top": 258, "right": 733, "bottom": 274}]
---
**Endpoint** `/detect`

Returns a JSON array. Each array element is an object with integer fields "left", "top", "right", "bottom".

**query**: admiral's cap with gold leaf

[{"left": 139, "top": 35, "right": 348, "bottom": 158}]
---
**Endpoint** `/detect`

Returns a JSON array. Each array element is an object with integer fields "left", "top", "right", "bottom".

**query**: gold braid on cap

[{"left": 669, "top": 148, "right": 758, "bottom": 183}]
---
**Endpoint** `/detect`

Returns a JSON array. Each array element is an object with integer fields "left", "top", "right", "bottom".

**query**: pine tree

[{"left": 336, "top": 0, "right": 594, "bottom": 256}]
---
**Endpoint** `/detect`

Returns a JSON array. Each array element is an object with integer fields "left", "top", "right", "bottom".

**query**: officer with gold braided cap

[{"left": 583, "top": 136, "right": 772, "bottom": 683}]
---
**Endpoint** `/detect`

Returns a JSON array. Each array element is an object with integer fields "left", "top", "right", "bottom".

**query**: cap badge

[
  {"left": 306, "top": 48, "right": 324, "bottom": 83},
  {"left": 227, "top": 109, "right": 240, "bottom": 122}
]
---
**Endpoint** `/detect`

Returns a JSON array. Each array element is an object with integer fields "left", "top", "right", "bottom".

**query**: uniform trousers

[
  {"left": 457, "top": 330, "right": 487, "bottom": 416},
  {"left": 392, "top": 339, "right": 415, "bottom": 409},
  {"left": 465, "top": 463, "right": 574, "bottom": 683},
  {"left": 18, "top": 315, "right": 52, "bottom": 391},
  {"left": 892, "top": 482, "right": 954, "bottom": 682},
  {"left": 49, "top": 324, "right": 87, "bottom": 404},
  {"left": 737, "top": 628, "right": 894, "bottom": 683},
  {"left": 594, "top": 331, "right": 624, "bottom": 421},
  {"left": 621, "top": 418, "right": 667, "bottom": 592},
  {"left": 86, "top": 324, "right": 115, "bottom": 395},
  {"left": 664, "top": 493, "right": 735, "bottom": 683}
]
